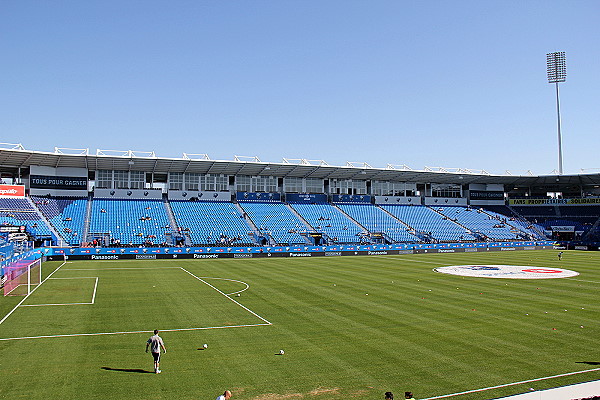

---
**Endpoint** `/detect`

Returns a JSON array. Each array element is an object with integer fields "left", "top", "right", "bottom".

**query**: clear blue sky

[{"left": 2, "top": 0, "right": 599, "bottom": 175}]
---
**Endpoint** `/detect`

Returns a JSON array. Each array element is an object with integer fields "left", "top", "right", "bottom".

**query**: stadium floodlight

[{"left": 546, "top": 51, "right": 566, "bottom": 175}]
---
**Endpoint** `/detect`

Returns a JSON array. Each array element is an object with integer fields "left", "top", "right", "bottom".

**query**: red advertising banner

[{"left": 0, "top": 185, "right": 25, "bottom": 198}]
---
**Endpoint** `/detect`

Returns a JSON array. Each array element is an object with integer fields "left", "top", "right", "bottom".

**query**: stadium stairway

[
  {"left": 82, "top": 194, "right": 93, "bottom": 243},
  {"left": 27, "top": 197, "right": 64, "bottom": 246},
  {"left": 428, "top": 206, "right": 481, "bottom": 240},
  {"left": 582, "top": 216, "right": 600, "bottom": 242},
  {"left": 377, "top": 205, "right": 419, "bottom": 236},
  {"left": 505, "top": 205, "right": 549, "bottom": 239},
  {"left": 331, "top": 204, "right": 370, "bottom": 235},
  {"left": 284, "top": 203, "right": 315, "bottom": 244},
  {"left": 163, "top": 195, "right": 178, "bottom": 231},
  {"left": 477, "top": 208, "right": 541, "bottom": 240},
  {"left": 233, "top": 202, "right": 265, "bottom": 245}
]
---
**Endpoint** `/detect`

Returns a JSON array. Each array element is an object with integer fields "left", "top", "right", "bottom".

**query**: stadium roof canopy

[{"left": 1, "top": 144, "right": 600, "bottom": 188}]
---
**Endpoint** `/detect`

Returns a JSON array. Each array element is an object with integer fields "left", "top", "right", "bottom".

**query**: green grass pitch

[{"left": 0, "top": 250, "right": 598, "bottom": 400}]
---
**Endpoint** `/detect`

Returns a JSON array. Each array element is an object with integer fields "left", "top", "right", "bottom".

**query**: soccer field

[{"left": 0, "top": 250, "right": 598, "bottom": 400}]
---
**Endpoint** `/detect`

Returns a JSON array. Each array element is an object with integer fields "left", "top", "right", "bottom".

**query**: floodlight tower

[{"left": 547, "top": 51, "right": 566, "bottom": 175}]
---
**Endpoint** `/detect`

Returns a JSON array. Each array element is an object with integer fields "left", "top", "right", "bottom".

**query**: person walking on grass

[{"left": 145, "top": 329, "right": 166, "bottom": 374}]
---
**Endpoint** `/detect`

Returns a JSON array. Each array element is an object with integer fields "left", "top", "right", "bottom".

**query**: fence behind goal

[{"left": 2, "top": 258, "right": 42, "bottom": 296}]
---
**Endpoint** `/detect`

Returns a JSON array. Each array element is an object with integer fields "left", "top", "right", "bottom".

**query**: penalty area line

[
  {"left": 180, "top": 267, "right": 272, "bottom": 325},
  {"left": 421, "top": 367, "right": 600, "bottom": 400},
  {"left": 0, "top": 323, "right": 272, "bottom": 342},
  {"left": 0, "top": 260, "right": 67, "bottom": 326}
]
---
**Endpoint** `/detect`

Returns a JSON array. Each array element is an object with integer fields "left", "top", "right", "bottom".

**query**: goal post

[{"left": 2, "top": 258, "right": 42, "bottom": 296}]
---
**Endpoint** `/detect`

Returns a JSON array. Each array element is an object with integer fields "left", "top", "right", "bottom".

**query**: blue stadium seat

[
  {"left": 239, "top": 202, "right": 307, "bottom": 245},
  {"left": 290, "top": 203, "right": 364, "bottom": 244},
  {"left": 170, "top": 201, "right": 255, "bottom": 246},
  {"left": 32, "top": 196, "right": 87, "bottom": 245},
  {"left": 0, "top": 198, "right": 53, "bottom": 238},
  {"left": 89, "top": 199, "right": 170, "bottom": 245},
  {"left": 336, "top": 204, "right": 419, "bottom": 242},
  {"left": 381, "top": 205, "right": 476, "bottom": 242}
]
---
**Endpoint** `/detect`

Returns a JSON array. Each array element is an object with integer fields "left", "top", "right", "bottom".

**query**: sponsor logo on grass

[{"left": 435, "top": 265, "right": 579, "bottom": 279}]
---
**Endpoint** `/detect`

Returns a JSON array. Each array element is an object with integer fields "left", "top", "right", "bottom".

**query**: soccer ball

[
  {"left": 203, "top": 344, "right": 208, "bottom": 349},
  {"left": 236, "top": 293, "right": 241, "bottom": 297},
  {"left": 279, "top": 349, "right": 284, "bottom": 355}
]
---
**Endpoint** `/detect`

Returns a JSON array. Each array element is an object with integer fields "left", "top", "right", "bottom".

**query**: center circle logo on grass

[{"left": 435, "top": 265, "right": 579, "bottom": 279}]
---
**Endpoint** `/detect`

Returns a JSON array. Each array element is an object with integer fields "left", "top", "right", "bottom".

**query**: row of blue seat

[{"left": 2, "top": 196, "right": 547, "bottom": 245}]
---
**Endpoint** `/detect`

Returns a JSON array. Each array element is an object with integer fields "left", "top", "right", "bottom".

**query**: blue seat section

[
  {"left": 336, "top": 204, "right": 419, "bottom": 242},
  {"left": 31, "top": 196, "right": 87, "bottom": 245},
  {"left": 170, "top": 201, "right": 255, "bottom": 246},
  {"left": 437, "top": 206, "right": 520, "bottom": 240},
  {"left": 0, "top": 198, "right": 53, "bottom": 237},
  {"left": 89, "top": 199, "right": 170, "bottom": 245},
  {"left": 381, "top": 205, "right": 476, "bottom": 242},
  {"left": 559, "top": 206, "right": 600, "bottom": 224},
  {"left": 238, "top": 202, "right": 307, "bottom": 245},
  {"left": 0, "top": 198, "right": 35, "bottom": 211},
  {"left": 511, "top": 205, "right": 557, "bottom": 217},
  {"left": 290, "top": 203, "right": 363, "bottom": 243}
]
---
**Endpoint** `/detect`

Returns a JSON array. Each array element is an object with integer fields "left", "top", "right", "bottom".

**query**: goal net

[{"left": 2, "top": 258, "right": 42, "bottom": 296}]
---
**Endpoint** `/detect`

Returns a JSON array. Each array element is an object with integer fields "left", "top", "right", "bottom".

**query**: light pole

[{"left": 546, "top": 51, "right": 566, "bottom": 175}]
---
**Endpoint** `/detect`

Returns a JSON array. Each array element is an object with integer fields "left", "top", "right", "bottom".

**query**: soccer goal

[{"left": 2, "top": 258, "right": 42, "bottom": 296}]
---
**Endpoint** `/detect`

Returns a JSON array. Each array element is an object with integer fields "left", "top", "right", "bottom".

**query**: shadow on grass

[
  {"left": 576, "top": 362, "right": 600, "bottom": 366},
  {"left": 101, "top": 367, "right": 154, "bottom": 373}
]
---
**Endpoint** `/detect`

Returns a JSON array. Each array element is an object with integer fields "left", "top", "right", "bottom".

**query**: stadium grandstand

[{"left": 0, "top": 143, "right": 599, "bottom": 249}]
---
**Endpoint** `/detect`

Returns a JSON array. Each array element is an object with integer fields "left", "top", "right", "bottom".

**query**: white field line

[
  {"left": 567, "top": 278, "right": 600, "bottom": 284},
  {"left": 20, "top": 302, "right": 94, "bottom": 307},
  {"left": 201, "top": 276, "right": 250, "bottom": 296},
  {"left": 69, "top": 267, "right": 182, "bottom": 270},
  {"left": 0, "top": 323, "right": 272, "bottom": 342},
  {"left": 3, "top": 283, "right": 27, "bottom": 296},
  {"left": 421, "top": 367, "right": 600, "bottom": 400},
  {"left": 48, "top": 277, "right": 98, "bottom": 279},
  {"left": 180, "top": 267, "right": 272, "bottom": 325},
  {"left": 1, "top": 268, "right": 270, "bottom": 341},
  {"left": 0, "top": 260, "right": 66, "bottom": 326},
  {"left": 91, "top": 277, "right": 98, "bottom": 303},
  {"left": 20, "top": 277, "right": 99, "bottom": 307}
]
